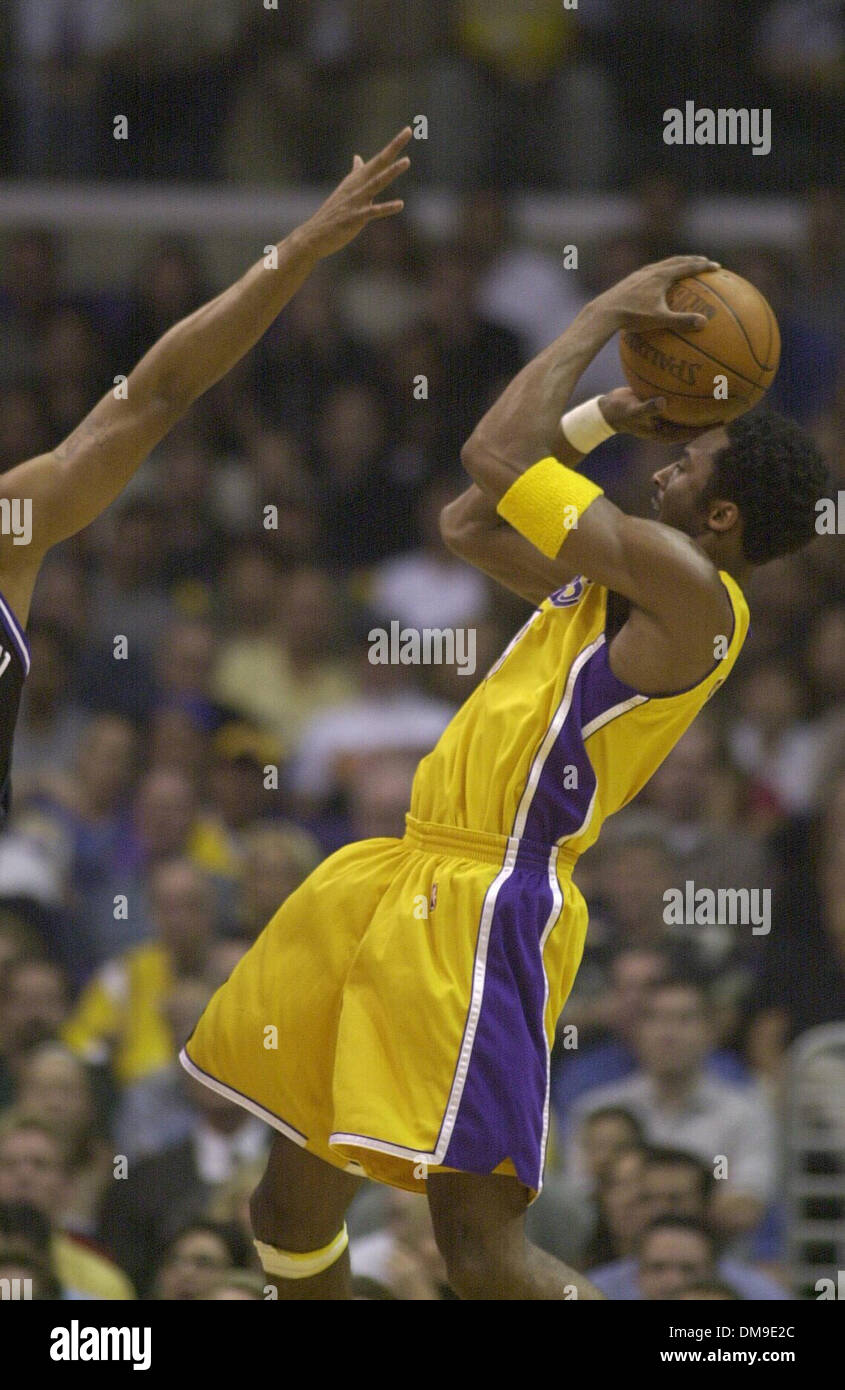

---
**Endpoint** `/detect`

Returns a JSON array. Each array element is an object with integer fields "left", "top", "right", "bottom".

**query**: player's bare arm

[
  {"left": 455, "top": 257, "right": 742, "bottom": 691},
  {"left": 0, "top": 128, "right": 412, "bottom": 625}
]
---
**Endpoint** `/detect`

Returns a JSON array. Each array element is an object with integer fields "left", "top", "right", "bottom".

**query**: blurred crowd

[
  {"left": 0, "top": 0, "right": 841, "bottom": 190},
  {"left": 0, "top": 147, "right": 842, "bottom": 1296}
]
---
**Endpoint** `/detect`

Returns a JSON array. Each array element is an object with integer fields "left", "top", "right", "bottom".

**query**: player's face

[{"left": 651, "top": 427, "right": 730, "bottom": 538}]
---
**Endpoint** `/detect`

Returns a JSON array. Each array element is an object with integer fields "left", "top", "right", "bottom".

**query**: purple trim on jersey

[
  {"left": 520, "top": 638, "right": 634, "bottom": 846},
  {"left": 0, "top": 587, "right": 30, "bottom": 676},
  {"left": 442, "top": 842, "right": 555, "bottom": 1189}
]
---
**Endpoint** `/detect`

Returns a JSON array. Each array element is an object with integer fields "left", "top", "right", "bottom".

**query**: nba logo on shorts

[
  {"left": 549, "top": 577, "right": 586, "bottom": 608},
  {"left": 429, "top": 883, "right": 438, "bottom": 913}
]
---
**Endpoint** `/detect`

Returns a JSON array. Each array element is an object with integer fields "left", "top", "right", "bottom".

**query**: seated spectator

[
  {"left": 237, "top": 824, "right": 321, "bottom": 940},
  {"left": 212, "top": 566, "right": 359, "bottom": 752},
  {"left": 609, "top": 1218, "right": 720, "bottom": 1302},
  {"left": 366, "top": 479, "right": 490, "bottom": 633},
  {"left": 11, "top": 622, "right": 90, "bottom": 796},
  {"left": 571, "top": 978, "right": 776, "bottom": 1241},
  {"left": 676, "top": 1279, "right": 742, "bottom": 1300},
  {"left": 0, "top": 1114, "right": 133, "bottom": 1299},
  {"left": 0, "top": 1200, "right": 64, "bottom": 1297},
  {"left": 207, "top": 1269, "right": 266, "bottom": 1300},
  {"left": 589, "top": 1147, "right": 789, "bottom": 1300},
  {"left": 15, "top": 1044, "right": 113, "bottom": 1238},
  {"left": 0, "top": 1244, "right": 63, "bottom": 1300},
  {"left": 747, "top": 767, "right": 845, "bottom": 1079},
  {"left": 290, "top": 656, "right": 454, "bottom": 818},
  {"left": 150, "top": 1220, "right": 254, "bottom": 1301},
  {"left": 97, "top": 1076, "right": 268, "bottom": 1296},
  {"left": 554, "top": 945, "right": 748, "bottom": 1126},
  {"left": 0, "top": 957, "right": 71, "bottom": 1107},
  {"left": 526, "top": 1107, "right": 645, "bottom": 1270},
  {"left": 582, "top": 1143, "right": 648, "bottom": 1271},
  {"left": 62, "top": 860, "right": 217, "bottom": 1086}
]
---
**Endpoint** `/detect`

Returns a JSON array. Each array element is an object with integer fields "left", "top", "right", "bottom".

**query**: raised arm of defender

[{"left": 0, "top": 129, "right": 411, "bottom": 623}]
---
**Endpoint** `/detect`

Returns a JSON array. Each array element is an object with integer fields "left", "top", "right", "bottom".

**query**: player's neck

[{"left": 696, "top": 534, "right": 753, "bottom": 591}]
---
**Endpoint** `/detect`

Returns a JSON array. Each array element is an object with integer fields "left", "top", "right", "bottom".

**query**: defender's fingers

[
  {"left": 365, "top": 127, "right": 413, "bottom": 171},
  {"left": 352, "top": 155, "right": 364, "bottom": 170},
  {"left": 365, "top": 199, "right": 405, "bottom": 219},
  {"left": 365, "top": 156, "right": 411, "bottom": 194}
]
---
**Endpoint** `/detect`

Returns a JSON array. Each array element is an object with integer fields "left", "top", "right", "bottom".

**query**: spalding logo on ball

[{"left": 619, "top": 268, "right": 781, "bottom": 428}]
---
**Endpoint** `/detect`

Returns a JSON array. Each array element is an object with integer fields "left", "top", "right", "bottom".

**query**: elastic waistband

[{"left": 403, "top": 814, "right": 579, "bottom": 873}]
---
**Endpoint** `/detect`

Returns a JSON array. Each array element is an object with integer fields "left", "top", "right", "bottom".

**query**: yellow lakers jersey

[{"left": 410, "top": 572, "right": 749, "bottom": 857}]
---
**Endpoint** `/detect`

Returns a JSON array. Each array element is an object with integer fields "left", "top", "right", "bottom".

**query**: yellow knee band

[
  {"left": 254, "top": 1225, "right": 349, "bottom": 1280},
  {"left": 496, "top": 457, "right": 604, "bottom": 558}
]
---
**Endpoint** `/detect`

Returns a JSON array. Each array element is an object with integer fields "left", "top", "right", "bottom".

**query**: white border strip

[
  {"left": 178, "top": 1046, "right": 308, "bottom": 1148},
  {"left": 536, "top": 845, "right": 563, "bottom": 1194},
  {"left": 581, "top": 692, "right": 647, "bottom": 740},
  {"left": 432, "top": 837, "right": 520, "bottom": 1161}
]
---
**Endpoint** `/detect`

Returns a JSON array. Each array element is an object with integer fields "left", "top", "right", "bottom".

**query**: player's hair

[
  {"left": 585, "top": 1106, "right": 646, "bottom": 1144},
  {"left": 706, "top": 409, "right": 828, "bottom": 565},
  {"left": 642, "top": 1145, "right": 715, "bottom": 1200}
]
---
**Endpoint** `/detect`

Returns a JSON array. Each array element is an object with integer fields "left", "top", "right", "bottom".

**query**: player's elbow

[
  {"left": 459, "top": 432, "right": 486, "bottom": 483},
  {"left": 439, "top": 500, "right": 468, "bottom": 555}
]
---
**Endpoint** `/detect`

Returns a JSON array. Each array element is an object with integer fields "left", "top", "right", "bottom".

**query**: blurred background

[{"left": 0, "top": 0, "right": 842, "bottom": 1302}]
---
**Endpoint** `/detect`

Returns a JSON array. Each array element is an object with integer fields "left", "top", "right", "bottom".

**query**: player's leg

[
  {"left": 249, "top": 1133, "right": 364, "bottom": 1300},
  {"left": 427, "top": 1171, "right": 605, "bottom": 1301}
]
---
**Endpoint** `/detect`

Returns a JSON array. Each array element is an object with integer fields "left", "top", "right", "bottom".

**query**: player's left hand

[
  {"left": 302, "top": 127, "right": 412, "bottom": 259},
  {"left": 598, "top": 387, "right": 704, "bottom": 442}
]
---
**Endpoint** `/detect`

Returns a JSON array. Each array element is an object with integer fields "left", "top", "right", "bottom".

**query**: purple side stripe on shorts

[{"left": 441, "top": 640, "right": 639, "bottom": 1190}]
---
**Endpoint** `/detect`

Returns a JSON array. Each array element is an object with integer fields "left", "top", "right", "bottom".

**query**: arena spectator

[
  {"left": 150, "top": 1219, "right": 255, "bottom": 1300},
  {"left": 589, "top": 1147, "right": 790, "bottom": 1299},
  {"left": 61, "top": 859, "right": 217, "bottom": 1086},
  {"left": 571, "top": 978, "right": 777, "bottom": 1239},
  {"left": 0, "top": 957, "right": 71, "bottom": 1107},
  {"left": 14, "top": 1044, "right": 113, "bottom": 1238},
  {"left": 236, "top": 824, "right": 322, "bottom": 939},
  {"left": 97, "top": 1078, "right": 268, "bottom": 1296},
  {"left": 0, "top": 1114, "right": 133, "bottom": 1298},
  {"left": 606, "top": 1218, "right": 719, "bottom": 1302}
]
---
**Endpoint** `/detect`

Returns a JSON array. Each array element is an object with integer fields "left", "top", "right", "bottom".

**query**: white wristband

[{"left": 560, "top": 397, "right": 616, "bottom": 455}]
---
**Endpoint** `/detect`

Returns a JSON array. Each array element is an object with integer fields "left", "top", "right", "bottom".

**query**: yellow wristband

[{"left": 496, "top": 457, "right": 604, "bottom": 558}]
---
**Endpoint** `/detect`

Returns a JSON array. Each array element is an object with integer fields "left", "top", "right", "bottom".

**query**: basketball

[{"left": 619, "top": 268, "right": 781, "bottom": 427}]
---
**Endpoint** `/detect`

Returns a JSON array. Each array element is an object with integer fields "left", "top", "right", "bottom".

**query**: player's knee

[{"left": 249, "top": 1175, "right": 330, "bottom": 1251}]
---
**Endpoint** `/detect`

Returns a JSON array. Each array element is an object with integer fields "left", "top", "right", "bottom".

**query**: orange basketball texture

[{"left": 619, "top": 269, "right": 781, "bottom": 427}]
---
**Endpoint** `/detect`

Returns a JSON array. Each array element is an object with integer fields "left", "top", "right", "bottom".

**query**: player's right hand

[
  {"left": 595, "top": 255, "right": 722, "bottom": 334},
  {"left": 301, "top": 127, "right": 412, "bottom": 259},
  {"left": 598, "top": 386, "right": 704, "bottom": 442}
]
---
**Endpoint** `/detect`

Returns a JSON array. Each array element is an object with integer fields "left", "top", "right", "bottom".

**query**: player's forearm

[
  {"left": 461, "top": 299, "right": 620, "bottom": 499},
  {"left": 130, "top": 225, "right": 323, "bottom": 409}
]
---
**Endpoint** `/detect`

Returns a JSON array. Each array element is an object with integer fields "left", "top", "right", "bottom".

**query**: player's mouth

[{"left": 651, "top": 491, "right": 663, "bottom": 516}]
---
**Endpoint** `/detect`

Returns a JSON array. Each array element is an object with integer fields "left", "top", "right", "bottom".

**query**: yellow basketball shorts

[{"left": 180, "top": 816, "right": 588, "bottom": 1196}]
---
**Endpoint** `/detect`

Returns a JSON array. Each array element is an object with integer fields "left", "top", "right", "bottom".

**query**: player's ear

[{"left": 706, "top": 498, "right": 739, "bottom": 534}]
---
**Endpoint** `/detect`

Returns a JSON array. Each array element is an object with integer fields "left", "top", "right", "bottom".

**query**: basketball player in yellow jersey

[{"left": 182, "top": 256, "right": 828, "bottom": 1300}]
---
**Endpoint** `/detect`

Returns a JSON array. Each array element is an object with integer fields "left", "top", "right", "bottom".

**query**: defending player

[
  {"left": 181, "top": 256, "right": 827, "bottom": 1300},
  {"left": 0, "top": 130, "right": 412, "bottom": 820}
]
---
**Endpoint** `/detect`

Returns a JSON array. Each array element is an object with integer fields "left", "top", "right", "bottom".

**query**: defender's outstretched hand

[{"left": 303, "top": 127, "right": 412, "bottom": 259}]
